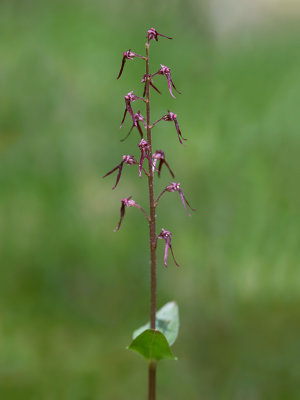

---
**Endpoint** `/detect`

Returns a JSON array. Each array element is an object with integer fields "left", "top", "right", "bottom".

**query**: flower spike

[
  {"left": 103, "top": 155, "right": 138, "bottom": 190},
  {"left": 117, "top": 50, "right": 145, "bottom": 80},
  {"left": 120, "top": 110, "right": 146, "bottom": 142},
  {"left": 157, "top": 228, "right": 179, "bottom": 267},
  {"left": 147, "top": 28, "right": 172, "bottom": 42},
  {"left": 152, "top": 65, "right": 181, "bottom": 98},
  {"left": 152, "top": 150, "right": 175, "bottom": 178},
  {"left": 120, "top": 91, "right": 145, "bottom": 128}
]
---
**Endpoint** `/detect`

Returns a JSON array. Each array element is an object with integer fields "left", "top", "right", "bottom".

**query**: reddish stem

[{"left": 145, "top": 41, "right": 157, "bottom": 400}]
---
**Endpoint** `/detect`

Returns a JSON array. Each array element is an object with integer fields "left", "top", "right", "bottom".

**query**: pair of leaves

[{"left": 128, "top": 301, "right": 179, "bottom": 361}]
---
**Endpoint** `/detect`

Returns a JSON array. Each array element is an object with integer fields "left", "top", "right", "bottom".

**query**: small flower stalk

[{"left": 106, "top": 28, "right": 194, "bottom": 400}]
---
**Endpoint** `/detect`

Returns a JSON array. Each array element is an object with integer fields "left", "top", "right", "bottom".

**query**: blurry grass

[{"left": 0, "top": 1, "right": 300, "bottom": 399}]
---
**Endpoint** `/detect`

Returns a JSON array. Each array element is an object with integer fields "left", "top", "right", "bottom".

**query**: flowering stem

[{"left": 145, "top": 40, "right": 157, "bottom": 400}]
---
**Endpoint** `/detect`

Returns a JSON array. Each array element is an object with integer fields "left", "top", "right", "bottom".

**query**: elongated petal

[
  {"left": 120, "top": 124, "right": 134, "bottom": 142},
  {"left": 171, "top": 79, "right": 182, "bottom": 95},
  {"left": 163, "top": 160, "right": 175, "bottom": 178},
  {"left": 127, "top": 103, "right": 137, "bottom": 126},
  {"left": 183, "top": 194, "right": 196, "bottom": 212},
  {"left": 114, "top": 202, "right": 126, "bottom": 232},
  {"left": 174, "top": 119, "right": 187, "bottom": 144},
  {"left": 117, "top": 56, "right": 126, "bottom": 80},
  {"left": 178, "top": 188, "right": 191, "bottom": 216},
  {"left": 169, "top": 244, "right": 180, "bottom": 267},
  {"left": 120, "top": 107, "right": 127, "bottom": 128},
  {"left": 103, "top": 163, "right": 121, "bottom": 178},
  {"left": 112, "top": 162, "right": 124, "bottom": 190},
  {"left": 158, "top": 33, "right": 172, "bottom": 40},
  {"left": 166, "top": 76, "right": 176, "bottom": 98},
  {"left": 150, "top": 81, "right": 161, "bottom": 94},
  {"left": 139, "top": 153, "right": 145, "bottom": 177},
  {"left": 163, "top": 242, "right": 169, "bottom": 267},
  {"left": 136, "top": 121, "right": 144, "bottom": 138},
  {"left": 158, "top": 159, "right": 163, "bottom": 177}
]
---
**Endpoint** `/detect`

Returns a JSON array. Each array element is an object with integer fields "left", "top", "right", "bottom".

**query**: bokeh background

[{"left": 1, "top": 0, "right": 300, "bottom": 399}]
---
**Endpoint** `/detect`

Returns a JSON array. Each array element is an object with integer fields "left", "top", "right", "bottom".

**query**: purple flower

[
  {"left": 152, "top": 111, "right": 187, "bottom": 144},
  {"left": 152, "top": 150, "right": 175, "bottom": 178},
  {"left": 138, "top": 139, "right": 152, "bottom": 177},
  {"left": 117, "top": 50, "right": 145, "bottom": 80},
  {"left": 147, "top": 28, "right": 172, "bottom": 42},
  {"left": 103, "top": 155, "right": 138, "bottom": 190},
  {"left": 120, "top": 110, "right": 146, "bottom": 142},
  {"left": 157, "top": 229, "right": 179, "bottom": 267},
  {"left": 114, "top": 196, "right": 150, "bottom": 232},
  {"left": 152, "top": 65, "right": 181, "bottom": 98},
  {"left": 141, "top": 74, "right": 161, "bottom": 97},
  {"left": 120, "top": 91, "right": 145, "bottom": 128},
  {"left": 114, "top": 196, "right": 137, "bottom": 232},
  {"left": 163, "top": 111, "right": 187, "bottom": 144},
  {"left": 155, "top": 182, "right": 195, "bottom": 216}
]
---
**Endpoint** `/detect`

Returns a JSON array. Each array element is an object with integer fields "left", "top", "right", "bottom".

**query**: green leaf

[
  {"left": 133, "top": 301, "right": 179, "bottom": 346},
  {"left": 128, "top": 329, "right": 177, "bottom": 361}
]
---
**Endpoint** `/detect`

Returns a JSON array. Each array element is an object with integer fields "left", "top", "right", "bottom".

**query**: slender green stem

[{"left": 145, "top": 40, "right": 157, "bottom": 400}]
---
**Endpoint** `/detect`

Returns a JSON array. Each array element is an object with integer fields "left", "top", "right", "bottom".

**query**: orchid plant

[{"left": 104, "top": 28, "right": 194, "bottom": 400}]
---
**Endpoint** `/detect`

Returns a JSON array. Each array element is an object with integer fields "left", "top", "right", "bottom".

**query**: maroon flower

[
  {"left": 157, "top": 229, "right": 179, "bottom": 267},
  {"left": 114, "top": 196, "right": 150, "bottom": 232},
  {"left": 141, "top": 74, "right": 161, "bottom": 97},
  {"left": 163, "top": 111, "right": 186, "bottom": 144},
  {"left": 152, "top": 150, "right": 175, "bottom": 178},
  {"left": 117, "top": 50, "right": 145, "bottom": 80},
  {"left": 147, "top": 28, "right": 172, "bottom": 42},
  {"left": 152, "top": 65, "right": 181, "bottom": 98},
  {"left": 120, "top": 110, "right": 146, "bottom": 142},
  {"left": 120, "top": 91, "right": 145, "bottom": 128},
  {"left": 103, "top": 155, "right": 138, "bottom": 190},
  {"left": 155, "top": 182, "right": 195, "bottom": 216},
  {"left": 152, "top": 111, "right": 187, "bottom": 144},
  {"left": 138, "top": 139, "right": 152, "bottom": 177}
]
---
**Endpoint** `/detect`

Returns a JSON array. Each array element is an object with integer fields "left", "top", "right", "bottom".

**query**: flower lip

[{"left": 157, "top": 228, "right": 179, "bottom": 267}]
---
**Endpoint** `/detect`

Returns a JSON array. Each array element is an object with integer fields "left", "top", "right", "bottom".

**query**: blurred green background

[{"left": 1, "top": 0, "right": 300, "bottom": 399}]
